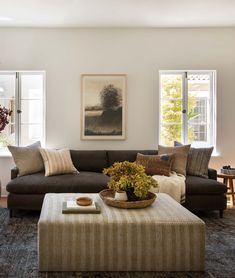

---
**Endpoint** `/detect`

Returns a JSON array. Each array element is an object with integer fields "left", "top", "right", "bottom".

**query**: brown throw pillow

[
  {"left": 174, "top": 141, "right": 213, "bottom": 178},
  {"left": 158, "top": 144, "right": 191, "bottom": 176},
  {"left": 136, "top": 153, "right": 174, "bottom": 176},
  {"left": 8, "top": 141, "right": 44, "bottom": 177},
  {"left": 39, "top": 148, "right": 79, "bottom": 177}
]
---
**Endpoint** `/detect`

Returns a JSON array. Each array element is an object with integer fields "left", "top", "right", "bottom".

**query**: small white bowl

[{"left": 114, "top": 191, "right": 128, "bottom": 201}]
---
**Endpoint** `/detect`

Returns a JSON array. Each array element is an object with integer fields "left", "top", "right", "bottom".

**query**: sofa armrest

[
  {"left": 11, "top": 167, "right": 19, "bottom": 179},
  {"left": 208, "top": 168, "right": 217, "bottom": 180}
]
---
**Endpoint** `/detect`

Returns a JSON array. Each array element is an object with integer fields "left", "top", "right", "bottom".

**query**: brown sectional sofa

[{"left": 6, "top": 150, "right": 227, "bottom": 217}]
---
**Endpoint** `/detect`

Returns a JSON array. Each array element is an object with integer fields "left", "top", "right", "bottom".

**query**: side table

[{"left": 217, "top": 173, "right": 235, "bottom": 206}]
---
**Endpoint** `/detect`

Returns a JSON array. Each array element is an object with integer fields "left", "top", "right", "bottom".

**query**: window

[
  {"left": 0, "top": 72, "right": 45, "bottom": 149},
  {"left": 159, "top": 71, "right": 216, "bottom": 148}
]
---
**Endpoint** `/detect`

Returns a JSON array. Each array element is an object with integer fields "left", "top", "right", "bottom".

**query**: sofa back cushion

[
  {"left": 107, "top": 150, "right": 157, "bottom": 166},
  {"left": 70, "top": 150, "right": 108, "bottom": 172},
  {"left": 8, "top": 141, "right": 44, "bottom": 177}
]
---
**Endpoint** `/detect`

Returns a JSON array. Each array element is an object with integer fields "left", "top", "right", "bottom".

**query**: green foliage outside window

[{"left": 160, "top": 76, "right": 198, "bottom": 145}]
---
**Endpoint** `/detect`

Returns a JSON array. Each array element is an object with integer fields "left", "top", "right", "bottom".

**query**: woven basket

[{"left": 99, "top": 189, "right": 156, "bottom": 209}]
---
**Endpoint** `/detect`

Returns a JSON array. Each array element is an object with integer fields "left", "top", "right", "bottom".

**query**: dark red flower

[{"left": 0, "top": 105, "right": 13, "bottom": 133}]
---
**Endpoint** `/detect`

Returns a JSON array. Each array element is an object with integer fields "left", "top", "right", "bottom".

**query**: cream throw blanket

[{"left": 151, "top": 172, "right": 186, "bottom": 203}]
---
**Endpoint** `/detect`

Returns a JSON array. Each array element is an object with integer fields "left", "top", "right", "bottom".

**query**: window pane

[
  {"left": 0, "top": 124, "right": 15, "bottom": 147},
  {"left": 161, "top": 100, "right": 182, "bottom": 123},
  {"left": 160, "top": 73, "right": 183, "bottom": 145},
  {"left": 20, "top": 73, "right": 44, "bottom": 146},
  {"left": 160, "top": 124, "right": 182, "bottom": 146},
  {"left": 0, "top": 74, "right": 16, "bottom": 147},
  {"left": 187, "top": 74, "right": 210, "bottom": 145},
  {"left": 188, "top": 124, "right": 207, "bottom": 144},
  {"left": 20, "top": 124, "right": 43, "bottom": 146},
  {"left": 0, "top": 74, "right": 15, "bottom": 99},
  {"left": 160, "top": 74, "right": 183, "bottom": 99},
  {"left": 21, "top": 74, "right": 43, "bottom": 99},
  {"left": 21, "top": 100, "right": 43, "bottom": 124}
]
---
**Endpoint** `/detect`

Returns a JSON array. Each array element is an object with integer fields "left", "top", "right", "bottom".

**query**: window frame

[
  {"left": 158, "top": 70, "right": 217, "bottom": 149},
  {"left": 0, "top": 70, "right": 46, "bottom": 149}
]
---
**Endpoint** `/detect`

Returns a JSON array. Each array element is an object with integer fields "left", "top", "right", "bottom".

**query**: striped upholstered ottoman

[{"left": 38, "top": 193, "right": 205, "bottom": 272}]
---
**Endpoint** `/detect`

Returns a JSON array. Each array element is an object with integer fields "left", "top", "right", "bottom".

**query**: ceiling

[{"left": 0, "top": 0, "right": 235, "bottom": 28}]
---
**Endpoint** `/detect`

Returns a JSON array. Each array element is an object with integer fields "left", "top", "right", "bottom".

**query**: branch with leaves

[{"left": 103, "top": 161, "right": 158, "bottom": 199}]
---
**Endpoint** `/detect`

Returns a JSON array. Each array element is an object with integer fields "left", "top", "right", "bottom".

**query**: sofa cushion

[
  {"left": 107, "top": 150, "right": 157, "bottom": 166},
  {"left": 70, "top": 150, "right": 108, "bottom": 172},
  {"left": 6, "top": 171, "right": 109, "bottom": 194},
  {"left": 186, "top": 175, "right": 227, "bottom": 195}
]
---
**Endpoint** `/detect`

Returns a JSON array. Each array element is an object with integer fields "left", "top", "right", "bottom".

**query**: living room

[{"left": 0, "top": 0, "right": 234, "bottom": 277}]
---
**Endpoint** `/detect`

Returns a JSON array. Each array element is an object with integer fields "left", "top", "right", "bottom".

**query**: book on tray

[{"left": 62, "top": 200, "right": 101, "bottom": 214}]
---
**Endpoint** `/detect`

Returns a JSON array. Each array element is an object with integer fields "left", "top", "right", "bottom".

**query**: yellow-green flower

[{"left": 103, "top": 161, "right": 158, "bottom": 199}]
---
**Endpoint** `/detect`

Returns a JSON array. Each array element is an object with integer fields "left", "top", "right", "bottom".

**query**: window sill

[
  {"left": 212, "top": 150, "right": 221, "bottom": 157},
  {"left": 0, "top": 149, "right": 12, "bottom": 158}
]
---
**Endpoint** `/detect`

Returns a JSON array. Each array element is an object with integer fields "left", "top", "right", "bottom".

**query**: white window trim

[
  {"left": 158, "top": 70, "right": 217, "bottom": 152},
  {"left": 0, "top": 70, "right": 46, "bottom": 153}
]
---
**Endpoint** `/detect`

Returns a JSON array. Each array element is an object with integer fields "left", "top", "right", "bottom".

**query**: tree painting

[
  {"left": 82, "top": 75, "right": 126, "bottom": 140},
  {"left": 99, "top": 84, "right": 122, "bottom": 125},
  {"left": 160, "top": 75, "right": 198, "bottom": 145},
  {"left": 100, "top": 84, "right": 122, "bottom": 110}
]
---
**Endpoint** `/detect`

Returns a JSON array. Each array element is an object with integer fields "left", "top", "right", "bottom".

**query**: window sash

[
  {"left": 0, "top": 71, "right": 45, "bottom": 148},
  {"left": 159, "top": 70, "right": 216, "bottom": 148}
]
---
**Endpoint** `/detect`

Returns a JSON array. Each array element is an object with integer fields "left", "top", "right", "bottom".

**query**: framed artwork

[{"left": 81, "top": 74, "right": 126, "bottom": 140}]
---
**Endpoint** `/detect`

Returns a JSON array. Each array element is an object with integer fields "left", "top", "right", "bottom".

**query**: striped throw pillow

[
  {"left": 174, "top": 141, "right": 213, "bottom": 178},
  {"left": 39, "top": 148, "right": 79, "bottom": 177}
]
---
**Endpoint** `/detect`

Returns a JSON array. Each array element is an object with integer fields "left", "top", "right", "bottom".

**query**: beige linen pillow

[
  {"left": 158, "top": 144, "right": 191, "bottom": 176},
  {"left": 8, "top": 141, "right": 44, "bottom": 177},
  {"left": 39, "top": 148, "right": 79, "bottom": 177}
]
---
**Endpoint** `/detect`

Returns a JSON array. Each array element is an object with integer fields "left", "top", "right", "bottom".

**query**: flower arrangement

[
  {"left": 0, "top": 105, "right": 12, "bottom": 133},
  {"left": 103, "top": 161, "right": 158, "bottom": 200}
]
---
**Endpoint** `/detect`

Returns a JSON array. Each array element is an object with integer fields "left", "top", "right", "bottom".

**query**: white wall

[{"left": 0, "top": 27, "right": 235, "bottom": 195}]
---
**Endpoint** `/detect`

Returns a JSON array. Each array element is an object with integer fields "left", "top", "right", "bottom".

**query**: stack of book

[{"left": 62, "top": 200, "right": 101, "bottom": 214}]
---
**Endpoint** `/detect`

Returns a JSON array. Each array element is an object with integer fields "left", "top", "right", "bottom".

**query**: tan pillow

[
  {"left": 39, "top": 148, "right": 79, "bottom": 177},
  {"left": 136, "top": 153, "right": 174, "bottom": 176},
  {"left": 158, "top": 144, "right": 191, "bottom": 176},
  {"left": 8, "top": 141, "right": 44, "bottom": 177}
]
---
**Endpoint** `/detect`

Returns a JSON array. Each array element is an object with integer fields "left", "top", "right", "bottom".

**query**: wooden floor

[{"left": 0, "top": 197, "right": 7, "bottom": 208}]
